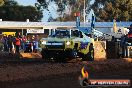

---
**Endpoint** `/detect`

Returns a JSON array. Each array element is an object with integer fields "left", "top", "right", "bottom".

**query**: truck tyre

[
  {"left": 41, "top": 49, "right": 49, "bottom": 61},
  {"left": 69, "top": 49, "right": 78, "bottom": 59},
  {"left": 82, "top": 52, "right": 94, "bottom": 61},
  {"left": 82, "top": 43, "right": 94, "bottom": 61},
  {"left": 54, "top": 54, "right": 66, "bottom": 62}
]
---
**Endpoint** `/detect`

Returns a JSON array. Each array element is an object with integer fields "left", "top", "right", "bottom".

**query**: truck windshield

[{"left": 51, "top": 30, "right": 70, "bottom": 38}]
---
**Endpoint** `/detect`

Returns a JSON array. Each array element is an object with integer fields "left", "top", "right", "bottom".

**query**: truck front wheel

[
  {"left": 68, "top": 49, "right": 78, "bottom": 59},
  {"left": 41, "top": 49, "right": 49, "bottom": 61}
]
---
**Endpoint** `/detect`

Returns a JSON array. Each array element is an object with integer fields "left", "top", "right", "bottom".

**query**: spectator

[
  {"left": 2, "top": 35, "right": 8, "bottom": 52},
  {"left": 15, "top": 36, "right": 21, "bottom": 53},
  {"left": 11, "top": 35, "right": 16, "bottom": 53},
  {"left": 31, "top": 35, "right": 39, "bottom": 53},
  {"left": 7, "top": 35, "right": 13, "bottom": 52},
  {"left": 21, "top": 35, "right": 27, "bottom": 50},
  {"left": 35, "top": 35, "right": 39, "bottom": 49},
  {"left": 24, "top": 37, "right": 32, "bottom": 53}
]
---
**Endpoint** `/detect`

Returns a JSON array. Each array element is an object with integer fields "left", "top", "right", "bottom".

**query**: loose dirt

[{"left": 0, "top": 59, "right": 131, "bottom": 88}]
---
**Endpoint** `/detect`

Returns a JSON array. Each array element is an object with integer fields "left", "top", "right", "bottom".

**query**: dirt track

[
  {"left": 0, "top": 59, "right": 132, "bottom": 88},
  {"left": 3, "top": 70, "right": 132, "bottom": 88}
]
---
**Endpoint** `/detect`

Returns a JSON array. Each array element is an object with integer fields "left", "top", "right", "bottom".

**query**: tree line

[
  {"left": 91, "top": 0, "right": 132, "bottom": 21},
  {"left": 36, "top": 0, "right": 132, "bottom": 22},
  {"left": 0, "top": 0, "right": 132, "bottom": 22},
  {"left": 0, "top": 0, "right": 43, "bottom": 21}
]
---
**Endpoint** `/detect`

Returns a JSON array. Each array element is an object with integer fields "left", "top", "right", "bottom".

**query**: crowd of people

[{"left": 0, "top": 34, "right": 39, "bottom": 53}]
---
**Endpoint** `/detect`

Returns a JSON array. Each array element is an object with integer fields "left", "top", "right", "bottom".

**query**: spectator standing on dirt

[
  {"left": 7, "top": 35, "right": 13, "bottom": 52},
  {"left": 31, "top": 35, "right": 39, "bottom": 53},
  {"left": 12, "top": 35, "right": 16, "bottom": 53},
  {"left": 17, "top": 32, "right": 22, "bottom": 50},
  {"left": 21, "top": 35, "right": 27, "bottom": 50},
  {"left": 31, "top": 35, "right": 36, "bottom": 52},
  {"left": 35, "top": 35, "right": 39, "bottom": 50},
  {"left": 2, "top": 35, "right": 8, "bottom": 52},
  {"left": 15, "top": 36, "right": 21, "bottom": 53},
  {"left": 24, "top": 36, "right": 32, "bottom": 53}
]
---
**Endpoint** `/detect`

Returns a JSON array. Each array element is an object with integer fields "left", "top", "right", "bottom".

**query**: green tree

[
  {"left": 0, "top": 0, "right": 4, "bottom": 6},
  {"left": 91, "top": 0, "right": 132, "bottom": 21},
  {"left": 36, "top": 0, "right": 91, "bottom": 21},
  {"left": 0, "top": 0, "right": 43, "bottom": 21}
]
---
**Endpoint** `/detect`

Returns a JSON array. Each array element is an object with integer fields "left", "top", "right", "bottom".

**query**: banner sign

[
  {"left": 27, "top": 29, "right": 44, "bottom": 33},
  {"left": 2, "top": 32, "right": 16, "bottom": 36}
]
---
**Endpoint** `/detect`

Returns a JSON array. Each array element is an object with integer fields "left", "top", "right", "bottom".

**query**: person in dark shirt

[
  {"left": 128, "top": 24, "right": 132, "bottom": 34},
  {"left": 7, "top": 35, "right": 13, "bottom": 52},
  {"left": 2, "top": 35, "right": 8, "bottom": 52}
]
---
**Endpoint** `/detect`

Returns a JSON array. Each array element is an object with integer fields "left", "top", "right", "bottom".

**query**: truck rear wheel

[
  {"left": 82, "top": 43, "right": 94, "bottom": 61},
  {"left": 82, "top": 52, "right": 94, "bottom": 61}
]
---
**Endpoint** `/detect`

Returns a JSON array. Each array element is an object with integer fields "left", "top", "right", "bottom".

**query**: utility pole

[
  {"left": 83, "top": 0, "right": 86, "bottom": 24},
  {"left": 91, "top": 14, "right": 95, "bottom": 38}
]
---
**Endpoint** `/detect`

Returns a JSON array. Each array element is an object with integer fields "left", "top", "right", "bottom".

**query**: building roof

[
  {"left": 0, "top": 21, "right": 131, "bottom": 29},
  {"left": 94, "top": 22, "right": 132, "bottom": 28}
]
